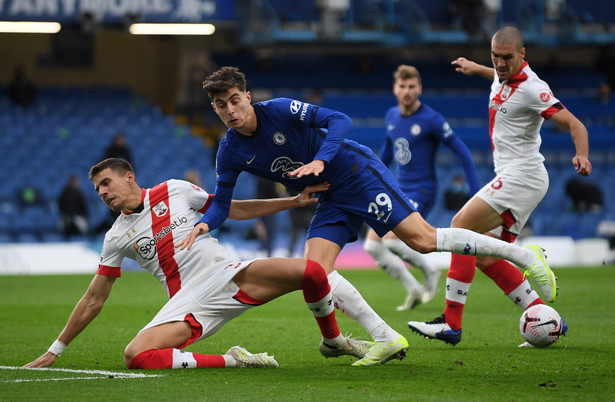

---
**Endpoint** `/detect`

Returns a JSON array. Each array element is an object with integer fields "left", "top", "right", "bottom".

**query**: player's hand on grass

[
  {"left": 289, "top": 160, "right": 325, "bottom": 179},
  {"left": 175, "top": 222, "right": 209, "bottom": 251},
  {"left": 294, "top": 182, "right": 329, "bottom": 206},
  {"left": 23, "top": 352, "right": 57, "bottom": 368}
]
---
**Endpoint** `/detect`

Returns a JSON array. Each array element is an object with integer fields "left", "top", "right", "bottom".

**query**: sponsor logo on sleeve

[
  {"left": 290, "top": 100, "right": 302, "bottom": 114},
  {"left": 443, "top": 122, "right": 453, "bottom": 137}
]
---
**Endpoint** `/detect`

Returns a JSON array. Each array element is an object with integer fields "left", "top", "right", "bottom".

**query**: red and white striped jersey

[
  {"left": 488, "top": 62, "right": 563, "bottom": 173},
  {"left": 98, "top": 179, "right": 229, "bottom": 298}
]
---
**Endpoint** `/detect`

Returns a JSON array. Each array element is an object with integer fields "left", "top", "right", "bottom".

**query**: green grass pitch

[{"left": 1, "top": 266, "right": 614, "bottom": 401}]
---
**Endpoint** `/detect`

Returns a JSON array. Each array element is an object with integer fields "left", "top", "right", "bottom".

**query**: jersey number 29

[{"left": 368, "top": 193, "right": 392, "bottom": 222}]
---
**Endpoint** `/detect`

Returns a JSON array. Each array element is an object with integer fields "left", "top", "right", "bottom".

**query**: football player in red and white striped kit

[
  {"left": 25, "top": 158, "right": 371, "bottom": 369},
  {"left": 408, "top": 26, "right": 592, "bottom": 346}
]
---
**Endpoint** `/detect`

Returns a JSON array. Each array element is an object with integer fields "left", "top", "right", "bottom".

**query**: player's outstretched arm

[
  {"left": 24, "top": 274, "right": 116, "bottom": 368},
  {"left": 452, "top": 57, "right": 494, "bottom": 81},
  {"left": 550, "top": 108, "right": 592, "bottom": 176},
  {"left": 228, "top": 182, "right": 329, "bottom": 220}
]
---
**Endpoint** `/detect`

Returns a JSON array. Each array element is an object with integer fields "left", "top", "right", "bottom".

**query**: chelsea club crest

[{"left": 273, "top": 131, "right": 287, "bottom": 145}]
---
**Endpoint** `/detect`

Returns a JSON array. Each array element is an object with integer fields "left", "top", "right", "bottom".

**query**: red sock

[
  {"left": 128, "top": 348, "right": 226, "bottom": 369},
  {"left": 443, "top": 254, "right": 476, "bottom": 330},
  {"left": 481, "top": 259, "right": 543, "bottom": 308},
  {"left": 303, "top": 260, "right": 340, "bottom": 339},
  {"left": 481, "top": 259, "right": 524, "bottom": 293}
]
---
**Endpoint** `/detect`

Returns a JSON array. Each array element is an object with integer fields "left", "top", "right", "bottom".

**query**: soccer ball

[{"left": 519, "top": 304, "right": 563, "bottom": 348}]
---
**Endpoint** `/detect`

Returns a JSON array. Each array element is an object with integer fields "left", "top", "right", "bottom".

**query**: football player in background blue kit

[
  {"left": 177, "top": 66, "right": 557, "bottom": 366},
  {"left": 364, "top": 65, "right": 481, "bottom": 311}
]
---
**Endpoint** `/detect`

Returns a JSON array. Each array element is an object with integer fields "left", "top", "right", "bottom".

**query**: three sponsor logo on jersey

[{"left": 271, "top": 156, "right": 304, "bottom": 179}]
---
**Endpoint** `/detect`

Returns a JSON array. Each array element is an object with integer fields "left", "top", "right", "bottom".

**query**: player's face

[
  {"left": 491, "top": 40, "right": 525, "bottom": 82},
  {"left": 211, "top": 88, "right": 255, "bottom": 134},
  {"left": 393, "top": 77, "right": 422, "bottom": 110},
  {"left": 92, "top": 168, "right": 134, "bottom": 212}
]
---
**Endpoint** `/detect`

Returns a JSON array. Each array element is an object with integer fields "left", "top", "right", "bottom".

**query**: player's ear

[
  {"left": 246, "top": 91, "right": 251, "bottom": 103},
  {"left": 125, "top": 170, "right": 136, "bottom": 184}
]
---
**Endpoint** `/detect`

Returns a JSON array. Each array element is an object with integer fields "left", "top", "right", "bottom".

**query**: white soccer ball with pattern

[{"left": 519, "top": 304, "right": 563, "bottom": 348}]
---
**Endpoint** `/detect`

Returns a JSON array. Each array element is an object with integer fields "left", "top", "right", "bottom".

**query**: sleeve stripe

[
  {"left": 541, "top": 102, "right": 564, "bottom": 119},
  {"left": 216, "top": 180, "right": 236, "bottom": 188},
  {"left": 310, "top": 105, "right": 319, "bottom": 127},
  {"left": 198, "top": 194, "right": 214, "bottom": 214},
  {"left": 97, "top": 265, "right": 121, "bottom": 277}
]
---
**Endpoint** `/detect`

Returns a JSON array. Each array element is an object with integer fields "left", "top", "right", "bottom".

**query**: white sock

[
  {"left": 322, "top": 333, "right": 345, "bottom": 348},
  {"left": 436, "top": 228, "right": 530, "bottom": 268},
  {"left": 364, "top": 239, "right": 423, "bottom": 293},
  {"left": 445, "top": 277, "right": 471, "bottom": 305},
  {"left": 507, "top": 280, "right": 541, "bottom": 310},
  {"left": 223, "top": 355, "right": 237, "bottom": 367},
  {"left": 383, "top": 238, "right": 438, "bottom": 275},
  {"left": 327, "top": 270, "right": 397, "bottom": 342},
  {"left": 305, "top": 291, "right": 335, "bottom": 317},
  {"left": 171, "top": 349, "right": 197, "bottom": 369}
]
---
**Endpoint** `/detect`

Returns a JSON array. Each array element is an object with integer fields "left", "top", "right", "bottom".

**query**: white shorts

[
  {"left": 140, "top": 259, "right": 261, "bottom": 348},
  {"left": 475, "top": 165, "right": 548, "bottom": 239}
]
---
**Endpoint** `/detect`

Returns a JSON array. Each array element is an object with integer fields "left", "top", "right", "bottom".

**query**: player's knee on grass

[{"left": 124, "top": 344, "right": 142, "bottom": 368}]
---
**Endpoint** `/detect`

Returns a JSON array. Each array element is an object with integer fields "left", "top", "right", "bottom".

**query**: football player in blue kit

[
  {"left": 177, "top": 66, "right": 557, "bottom": 366},
  {"left": 364, "top": 65, "right": 480, "bottom": 311}
]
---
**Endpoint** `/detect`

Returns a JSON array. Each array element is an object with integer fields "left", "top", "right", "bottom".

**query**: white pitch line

[
  {"left": 0, "top": 365, "right": 164, "bottom": 383},
  {"left": 9, "top": 376, "right": 110, "bottom": 383}
]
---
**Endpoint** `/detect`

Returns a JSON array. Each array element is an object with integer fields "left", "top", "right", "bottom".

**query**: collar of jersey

[
  {"left": 505, "top": 61, "right": 529, "bottom": 86},
  {"left": 122, "top": 188, "right": 146, "bottom": 216}
]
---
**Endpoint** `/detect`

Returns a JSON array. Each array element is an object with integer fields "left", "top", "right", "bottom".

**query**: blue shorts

[
  {"left": 307, "top": 159, "right": 417, "bottom": 248},
  {"left": 402, "top": 188, "right": 436, "bottom": 218}
]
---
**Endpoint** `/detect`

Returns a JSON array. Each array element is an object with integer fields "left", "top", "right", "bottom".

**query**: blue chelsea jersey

[
  {"left": 380, "top": 103, "right": 456, "bottom": 196},
  {"left": 216, "top": 98, "right": 374, "bottom": 191},
  {"left": 201, "top": 98, "right": 377, "bottom": 230}
]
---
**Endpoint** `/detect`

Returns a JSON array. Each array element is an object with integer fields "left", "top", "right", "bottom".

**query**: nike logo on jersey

[{"left": 246, "top": 155, "right": 256, "bottom": 164}]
